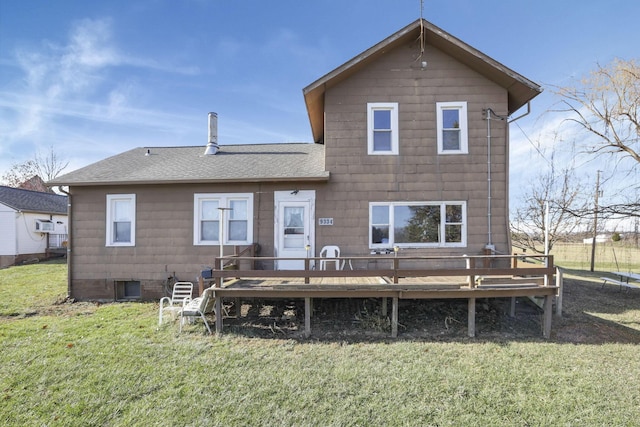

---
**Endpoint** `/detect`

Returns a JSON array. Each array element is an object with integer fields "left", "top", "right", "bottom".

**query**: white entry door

[{"left": 274, "top": 190, "right": 315, "bottom": 270}]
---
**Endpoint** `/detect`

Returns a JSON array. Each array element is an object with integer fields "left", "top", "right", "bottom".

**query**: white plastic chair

[
  {"left": 319, "top": 245, "right": 342, "bottom": 270},
  {"left": 180, "top": 287, "right": 216, "bottom": 334},
  {"left": 158, "top": 281, "right": 193, "bottom": 326}
]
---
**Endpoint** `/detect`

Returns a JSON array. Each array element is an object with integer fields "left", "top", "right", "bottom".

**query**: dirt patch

[{"left": 218, "top": 276, "right": 640, "bottom": 343}]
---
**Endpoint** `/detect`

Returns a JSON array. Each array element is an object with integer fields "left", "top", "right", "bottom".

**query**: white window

[
  {"left": 369, "top": 201, "right": 466, "bottom": 248},
  {"left": 367, "top": 102, "right": 399, "bottom": 155},
  {"left": 436, "top": 102, "right": 468, "bottom": 154},
  {"left": 106, "top": 194, "right": 136, "bottom": 247},
  {"left": 194, "top": 193, "right": 253, "bottom": 245}
]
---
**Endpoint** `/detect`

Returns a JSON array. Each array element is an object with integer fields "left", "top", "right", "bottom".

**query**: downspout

[
  {"left": 484, "top": 109, "right": 494, "bottom": 251},
  {"left": 484, "top": 104, "right": 522, "bottom": 252},
  {"left": 57, "top": 186, "right": 72, "bottom": 299}
]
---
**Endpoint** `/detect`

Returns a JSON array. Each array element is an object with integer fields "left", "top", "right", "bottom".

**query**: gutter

[{"left": 57, "top": 186, "right": 72, "bottom": 299}]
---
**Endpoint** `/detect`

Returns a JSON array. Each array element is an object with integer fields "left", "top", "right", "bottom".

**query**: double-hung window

[
  {"left": 367, "top": 102, "right": 399, "bottom": 155},
  {"left": 436, "top": 101, "right": 468, "bottom": 154},
  {"left": 369, "top": 201, "right": 466, "bottom": 248},
  {"left": 194, "top": 193, "right": 253, "bottom": 245},
  {"left": 106, "top": 194, "right": 136, "bottom": 246}
]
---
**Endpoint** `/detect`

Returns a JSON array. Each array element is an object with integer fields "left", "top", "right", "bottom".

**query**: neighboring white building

[
  {"left": 582, "top": 234, "right": 610, "bottom": 244},
  {"left": 0, "top": 186, "right": 68, "bottom": 268}
]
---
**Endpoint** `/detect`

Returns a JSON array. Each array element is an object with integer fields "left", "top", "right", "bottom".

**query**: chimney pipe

[{"left": 204, "top": 112, "right": 219, "bottom": 155}]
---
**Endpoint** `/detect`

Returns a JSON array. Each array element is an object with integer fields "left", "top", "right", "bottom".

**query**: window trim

[
  {"left": 106, "top": 194, "right": 136, "bottom": 247},
  {"left": 436, "top": 101, "right": 468, "bottom": 154},
  {"left": 193, "top": 193, "right": 254, "bottom": 246},
  {"left": 367, "top": 102, "right": 399, "bottom": 155},
  {"left": 369, "top": 201, "right": 467, "bottom": 249}
]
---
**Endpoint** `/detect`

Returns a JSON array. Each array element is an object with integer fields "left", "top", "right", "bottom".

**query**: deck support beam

[
  {"left": 304, "top": 297, "right": 311, "bottom": 338},
  {"left": 215, "top": 296, "right": 223, "bottom": 334},
  {"left": 468, "top": 297, "right": 476, "bottom": 337},
  {"left": 543, "top": 295, "right": 552, "bottom": 339},
  {"left": 391, "top": 297, "right": 398, "bottom": 337}
]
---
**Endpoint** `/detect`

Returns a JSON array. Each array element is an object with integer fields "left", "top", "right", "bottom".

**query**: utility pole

[{"left": 589, "top": 170, "right": 601, "bottom": 272}]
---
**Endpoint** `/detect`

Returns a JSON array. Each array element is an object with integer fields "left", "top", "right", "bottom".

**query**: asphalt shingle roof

[
  {"left": 0, "top": 186, "right": 67, "bottom": 214},
  {"left": 49, "top": 143, "right": 329, "bottom": 186}
]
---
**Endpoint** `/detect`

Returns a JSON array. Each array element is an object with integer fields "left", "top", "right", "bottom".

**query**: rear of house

[{"left": 50, "top": 19, "right": 541, "bottom": 301}]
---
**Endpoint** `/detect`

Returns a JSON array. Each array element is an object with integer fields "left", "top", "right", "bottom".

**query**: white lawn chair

[
  {"left": 319, "top": 245, "right": 342, "bottom": 270},
  {"left": 158, "top": 281, "right": 193, "bottom": 326},
  {"left": 180, "top": 287, "right": 216, "bottom": 334}
]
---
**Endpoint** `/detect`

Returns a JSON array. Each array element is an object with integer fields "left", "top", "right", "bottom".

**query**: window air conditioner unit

[{"left": 35, "top": 219, "right": 54, "bottom": 233}]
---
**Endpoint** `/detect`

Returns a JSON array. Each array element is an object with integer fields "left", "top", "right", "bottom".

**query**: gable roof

[
  {"left": 49, "top": 143, "right": 329, "bottom": 186},
  {"left": 303, "top": 18, "right": 542, "bottom": 143},
  {"left": 0, "top": 186, "right": 67, "bottom": 214}
]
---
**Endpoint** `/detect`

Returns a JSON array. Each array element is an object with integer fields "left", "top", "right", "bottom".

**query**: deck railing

[
  {"left": 208, "top": 253, "right": 555, "bottom": 289},
  {"left": 48, "top": 233, "right": 68, "bottom": 249}
]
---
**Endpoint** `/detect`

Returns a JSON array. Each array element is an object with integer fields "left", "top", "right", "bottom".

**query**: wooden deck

[{"left": 203, "top": 254, "right": 560, "bottom": 339}]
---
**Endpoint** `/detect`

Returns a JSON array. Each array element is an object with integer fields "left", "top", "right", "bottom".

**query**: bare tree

[
  {"left": 511, "top": 167, "right": 589, "bottom": 254},
  {"left": 1, "top": 146, "right": 69, "bottom": 187},
  {"left": 551, "top": 59, "right": 640, "bottom": 222},
  {"left": 553, "top": 58, "right": 640, "bottom": 165}
]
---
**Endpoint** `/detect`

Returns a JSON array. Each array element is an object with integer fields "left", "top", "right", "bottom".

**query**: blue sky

[{"left": 1, "top": 0, "right": 638, "bottom": 227}]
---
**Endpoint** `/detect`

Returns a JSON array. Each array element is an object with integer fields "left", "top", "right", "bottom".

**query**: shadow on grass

[{"left": 208, "top": 271, "right": 640, "bottom": 345}]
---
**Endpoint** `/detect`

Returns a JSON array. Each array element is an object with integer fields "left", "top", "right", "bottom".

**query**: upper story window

[
  {"left": 194, "top": 193, "right": 253, "bottom": 246},
  {"left": 369, "top": 201, "right": 466, "bottom": 249},
  {"left": 436, "top": 102, "right": 468, "bottom": 154},
  {"left": 367, "top": 102, "right": 399, "bottom": 155},
  {"left": 106, "top": 194, "right": 136, "bottom": 247}
]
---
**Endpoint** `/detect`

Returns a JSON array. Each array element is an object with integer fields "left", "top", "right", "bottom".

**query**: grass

[
  {"left": 2, "top": 261, "right": 640, "bottom": 426},
  {"left": 550, "top": 241, "right": 640, "bottom": 271}
]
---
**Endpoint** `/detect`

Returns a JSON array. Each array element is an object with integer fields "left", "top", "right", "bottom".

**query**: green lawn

[
  {"left": 1, "top": 260, "right": 640, "bottom": 426},
  {"left": 551, "top": 242, "right": 640, "bottom": 271}
]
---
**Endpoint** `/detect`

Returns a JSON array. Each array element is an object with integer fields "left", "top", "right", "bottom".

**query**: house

[
  {"left": 49, "top": 19, "right": 541, "bottom": 301},
  {"left": 0, "top": 186, "right": 68, "bottom": 268},
  {"left": 18, "top": 175, "right": 55, "bottom": 193}
]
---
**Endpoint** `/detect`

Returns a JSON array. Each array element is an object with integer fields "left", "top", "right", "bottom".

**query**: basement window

[{"left": 115, "top": 280, "right": 141, "bottom": 301}]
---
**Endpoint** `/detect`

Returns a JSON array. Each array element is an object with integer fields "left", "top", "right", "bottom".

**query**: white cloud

[{"left": 0, "top": 16, "right": 207, "bottom": 177}]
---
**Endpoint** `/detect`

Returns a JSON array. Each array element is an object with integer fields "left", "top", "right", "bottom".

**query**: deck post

[
  {"left": 235, "top": 297, "right": 241, "bottom": 318},
  {"left": 466, "top": 256, "right": 475, "bottom": 288},
  {"left": 393, "top": 258, "right": 399, "bottom": 283},
  {"left": 304, "top": 297, "right": 311, "bottom": 337},
  {"left": 304, "top": 259, "right": 310, "bottom": 284},
  {"left": 198, "top": 275, "right": 204, "bottom": 296},
  {"left": 391, "top": 297, "right": 398, "bottom": 337},
  {"left": 543, "top": 295, "right": 552, "bottom": 338},
  {"left": 381, "top": 297, "right": 387, "bottom": 317},
  {"left": 509, "top": 297, "right": 516, "bottom": 317},
  {"left": 468, "top": 297, "right": 476, "bottom": 337},
  {"left": 215, "top": 295, "right": 223, "bottom": 334}
]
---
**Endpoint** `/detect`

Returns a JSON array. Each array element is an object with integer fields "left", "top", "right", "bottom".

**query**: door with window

[{"left": 274, "top": 191, "right": 315, "bottom": 270}]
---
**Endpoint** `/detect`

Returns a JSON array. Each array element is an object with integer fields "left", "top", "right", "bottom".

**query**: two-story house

[{"left": 50, "top": 19, "right": 541, "bottom": 301}]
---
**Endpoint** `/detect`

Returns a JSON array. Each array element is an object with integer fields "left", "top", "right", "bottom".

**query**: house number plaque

[{"left": 318, "top": 218, "right": 333, "bottom": 226}]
